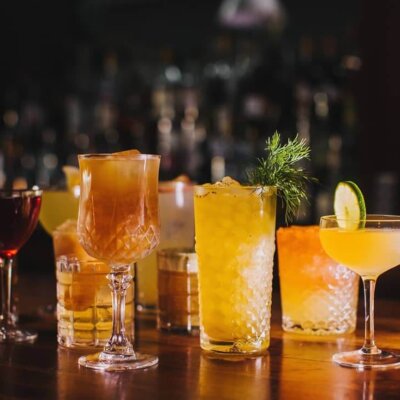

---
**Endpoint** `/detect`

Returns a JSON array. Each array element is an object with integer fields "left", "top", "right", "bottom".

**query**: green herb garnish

[{"left": 248, "top": 131, "right": 315, "bottom": 223}]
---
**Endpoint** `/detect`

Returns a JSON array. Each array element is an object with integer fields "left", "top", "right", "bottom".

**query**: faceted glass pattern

[
  {"left": 194, "top": 181, "right": 277, "bottom": 354},
  {"left": 278, "top": 226, "right": 359, "bottom": 335}
]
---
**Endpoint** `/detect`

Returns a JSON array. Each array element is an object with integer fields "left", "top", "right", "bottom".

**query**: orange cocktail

[{"left": 278, "top": 226, "right": 358, "bottom": 335}]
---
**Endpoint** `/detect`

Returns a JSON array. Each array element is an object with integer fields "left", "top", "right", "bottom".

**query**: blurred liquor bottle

[{"left": 93, "top": 52, "right": 121, "bottom": 153}]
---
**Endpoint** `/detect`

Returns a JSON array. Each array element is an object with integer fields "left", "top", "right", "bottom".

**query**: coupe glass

[
  {"left": 77, "top": 154, "right": 160, "bottom": 371},
  {"left": 0, "top": 188, "right": 42, "bottom": 342},
  {"left": 320, "top": 215, "right": 400, "bottom": 369}
]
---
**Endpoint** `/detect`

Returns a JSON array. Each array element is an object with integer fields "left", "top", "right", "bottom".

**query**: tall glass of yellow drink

[
  {"left": 194, "top": 178, "right": 276, "bottom": 354},
  {"left": 320, "top": 215, "right": 400, "bottom": 369},
  {"left": 77, "top": 153, "right": 160, "bottom": 371},
  {"left": 278, "top": 226, "right": 359, "bottom": 335}
]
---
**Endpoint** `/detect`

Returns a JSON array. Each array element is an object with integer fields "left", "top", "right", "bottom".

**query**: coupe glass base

[
  {"left": 332, "top": 350, "right": 400, "bottom": 369},
  {"left": 78, "top": 352, "right": 158, "bottom": 371},
  {"left": 0, "top": 327, "right": 37, "bottom": 343}
]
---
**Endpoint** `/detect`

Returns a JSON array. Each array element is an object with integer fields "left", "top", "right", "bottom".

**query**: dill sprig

[{"left": 248, "top": 131, "right": 315, "bottom": 224}]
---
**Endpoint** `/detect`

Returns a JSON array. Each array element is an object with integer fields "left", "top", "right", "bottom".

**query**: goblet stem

[
  {"left": 361, "top": 277, "right": 380, "bottom": 355},
  {"left": 0, "top": 257, "right": 14, "bottom": 333},
  {"left": 103, "top": 265, "right": 134, "bottom": 357}
]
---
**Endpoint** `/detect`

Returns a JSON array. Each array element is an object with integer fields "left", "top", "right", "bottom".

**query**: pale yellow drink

[
  {"left": 319, "top": 228, "right": 400, "bottom": 278},
  {"left": 39, "top": 191, "right": 79, "bottom": 235},
  {"left": 194, "top": 179, "right": 276, "bottom": 354}
]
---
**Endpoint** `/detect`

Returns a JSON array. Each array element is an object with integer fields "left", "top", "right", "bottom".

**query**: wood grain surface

[{"left": 2, "top": 274, "right": 400, "bottom": 399}]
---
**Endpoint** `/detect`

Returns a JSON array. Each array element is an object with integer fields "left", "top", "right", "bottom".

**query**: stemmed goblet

[
  {"left": 77, "top": 153, "right": 160, "bottom": 371},
  {"left": 0, "top": 188, "right": 42, "bottom": 342},
  {"left": 320, "top": 215, "right": 400, "bottom": 369}
]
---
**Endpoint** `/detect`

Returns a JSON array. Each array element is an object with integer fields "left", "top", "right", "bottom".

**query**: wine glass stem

[
  {"left": 104, "top": 265, "right": 134, "bottom": 355},
  {"left": 0, "top": 257, "right": 15, "bottom": 330},
  {"left": 361, "top": 277, "right": 380, "bottom": 355}
]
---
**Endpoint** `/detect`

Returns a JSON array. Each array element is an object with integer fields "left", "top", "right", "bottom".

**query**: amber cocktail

[{"left": 77, "top": 153, "right": 160, "bottom": 371}]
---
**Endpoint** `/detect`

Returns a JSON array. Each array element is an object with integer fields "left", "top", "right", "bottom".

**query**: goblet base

[
  {"left": 0, "top": 327, "right": 38, "bottom": 343},
  {"left": 333, "top": 349, "right": 400, "bottom": 369},
  {"left": 78, "top": 351, "right": 158, "bottom": 372}
]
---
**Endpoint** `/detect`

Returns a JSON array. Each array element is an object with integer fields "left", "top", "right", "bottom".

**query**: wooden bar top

[{"left": 2, "top": 274, "right": 400, "bottom": 399}]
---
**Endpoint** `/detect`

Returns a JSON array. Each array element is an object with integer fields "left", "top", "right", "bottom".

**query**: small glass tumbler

[
  {"left": 157, "top": 248, "right": 199, "bottom": 334},
  {"left": 56, "top": 256, "right": 134, "bottom": 348},
  {"left": 277, "top": 225, "right": 359, "bottom": 335}
]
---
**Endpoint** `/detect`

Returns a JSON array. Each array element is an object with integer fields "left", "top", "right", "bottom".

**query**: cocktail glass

[
  {"left": 0, "top": 188, "right": 42, "bottom": 342},
  {"left": 277, "top": 226, "right": 359, "bottom": 335},
  {"left": 320, "top": 215, "right": 400, "bottom": 369},
  {"left": 194, "top": 181, "right": 276, "bottom": 354},
  {"left": 136, "top": 179, "right": 194, "bottom": 313},
  {"left": 77, "top": 153, "right": 160, "bottom": 371}
]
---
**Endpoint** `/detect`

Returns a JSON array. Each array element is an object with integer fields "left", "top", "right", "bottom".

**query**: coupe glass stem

[
  {"left": 0, "top": 257, "right": 14, "bottom": 332},
  {"left": 361, "top": 277, "right": 380, "bottom": 355},
  {"left": 103, "top": 265, "right": 134, "bottom": 356}
]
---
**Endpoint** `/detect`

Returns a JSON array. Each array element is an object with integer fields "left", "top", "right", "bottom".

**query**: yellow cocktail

[
  {"left": 320, "top": 215, "right": 400, "bottom": 369},
  {"left": 39, "top": 166, "right": 80, "bottom": 235},
  {"left": 39, "top": 191, "right": 79, "bottom": 235},
  {"left": 320, "top": 228, "right": 400, "bottom": 278},
  {"left": 194, "top": 178, "right": 276, "bottom": 354}
]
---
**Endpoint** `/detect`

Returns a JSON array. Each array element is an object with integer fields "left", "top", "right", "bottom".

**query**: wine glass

[
  {"left": 0, "top": 188, "right": 42, "bottom": 342},
  {"left": 320, "top": 215, "right": 400, "bottom": 369},
  {"left": 77, "top": 153, "right": 160, "bottom": 371}
]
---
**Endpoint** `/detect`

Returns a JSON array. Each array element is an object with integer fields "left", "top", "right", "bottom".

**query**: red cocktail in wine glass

[{"left": 0, "top": 188, "right": 42, "bottom": 342}]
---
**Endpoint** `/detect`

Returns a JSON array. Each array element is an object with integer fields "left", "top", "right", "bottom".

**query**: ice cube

[{"left": 215, "top": 176, "right": 241, "bottom": 187}]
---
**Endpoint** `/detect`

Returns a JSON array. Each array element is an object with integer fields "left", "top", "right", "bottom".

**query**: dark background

[{"left": 2, "top": 0, "right": 400, "bottom": 297}]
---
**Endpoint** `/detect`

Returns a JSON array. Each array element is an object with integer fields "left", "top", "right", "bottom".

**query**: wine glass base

[
  {"left": 78, "top": 352, "right": 158, "bottom": 372},
  {"left": 333, "top": 350, "right": 400, "bottom": 370},
  {"left": 0, "top": 327, "right": 38, "bottom": 343}
]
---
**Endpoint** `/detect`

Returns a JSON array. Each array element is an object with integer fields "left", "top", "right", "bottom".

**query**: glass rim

[
  {"left": 321, "top": 214, "right": 400, "bottom": 223},
  {"left": 78, "top": 153, "right": 161, "bottom": 161},
  {"left": 157, "top": 247, "right": 195, "bottom": 257},
  {"left": 0, "top": 188, "right": 42, "bottom": 197},
  {"left": 194, "top": 184, "right": 277, "bottom": 192}
]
